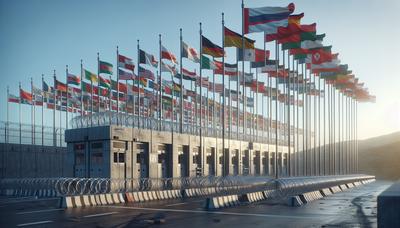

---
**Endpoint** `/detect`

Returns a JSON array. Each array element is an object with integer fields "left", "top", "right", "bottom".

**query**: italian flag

[{"left": 99, "top": 61, "right": 113, "bottom": 75}]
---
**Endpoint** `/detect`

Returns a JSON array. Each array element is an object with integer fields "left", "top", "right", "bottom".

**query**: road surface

[{"left": 0, "top": 180, "right": 390, "bottom": 227}]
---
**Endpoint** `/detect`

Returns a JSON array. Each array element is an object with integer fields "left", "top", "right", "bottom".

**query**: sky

[{"left": 0, "top": 0, "right": 399, "bottom": 140}]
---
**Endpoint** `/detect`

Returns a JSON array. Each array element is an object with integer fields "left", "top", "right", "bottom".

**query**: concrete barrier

[
  {"left": 81, "top": 195, "right": 91, "bottom": 207},
  {"left": 105, "top": 194, "right": 113, "bottom": 204},
  {"left": 95, "top": 194, "right": 102, "bottom": 205},
  {"left": 339, "top": 184, "right": 348, "bottom": 191},
  {"left": 288, "top": 195, "right": 303, "bottom": 207},
  {"left": 137, "top": 192, "right": 145, "bottom": 202},
  {"left": 125, "top": 193, "right": 134, "bottom": 203},
  {"left": 112, "top": 193, "right": 120, "bottom": 204},
  {"left": 118, "top": 193, "right": 125, "bottom": 203},
  {"left": 89, "top": 195, "right": 97, "bottom": 206},
  {"left": 61, "top": 196, "right": 74, "bottom": 208},
  {"left": 73, "top": 195, "right": 82, "bottom": 207},
  {"left": 206, "top": 197, "right": 220, "bottom": 210},
  {"left": 100, "top": 194, "right": 107, "bottom": 205}
]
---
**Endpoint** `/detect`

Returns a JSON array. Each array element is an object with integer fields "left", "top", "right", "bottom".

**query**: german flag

[
  {"left": 202, "top": 35, "right": 224, "bottom": 58},
  {"left": 55, "top": 79, "right": 67, "bottom": 92},
  {"left": 224, "top": 26, "right": 255, "bottom": 49}
]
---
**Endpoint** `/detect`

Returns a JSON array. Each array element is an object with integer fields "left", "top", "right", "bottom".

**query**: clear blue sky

[{"left": 0, "top": 0, "right": 399, "bottom": 139}]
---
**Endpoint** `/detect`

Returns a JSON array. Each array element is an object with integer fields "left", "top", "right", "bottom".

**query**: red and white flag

[
  {"left": 161, "top": 45, "right": 177, "bottom": 64},
  {"left": 118, "top": 54, "right": 135, "bottom": 71}
]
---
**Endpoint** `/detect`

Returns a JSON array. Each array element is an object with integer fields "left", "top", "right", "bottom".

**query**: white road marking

[
  {"left": 17, "top": 208, "right": 64, "bottom": 215},
  {"left": 83, "top": 211, "right": 119, "bottom": 218},
  {"left": 165, "top": 200, "right": 203, "bottom": 207},
  {"left": 101, "top": 205, "right": 323, "bottom": 219},
  {"left": 17, "top": 220, "right": 53, "bottom": 227}
]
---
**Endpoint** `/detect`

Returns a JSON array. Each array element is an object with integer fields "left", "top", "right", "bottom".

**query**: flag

[
  {"left": 84, "top": 69, "right": 98, "bottom": 83},
  {"left": 98, "top": 75, "right": 111, "bottom": 88},
  {"left": 20, "top": 88, "right": 33, "bottom": 104},
  {"left": 67, "top": 73, "right": 80, "bottom": 85},
  {"left": 176, "top": 68, "right": 197, "bottom": 81},
  {"left": 182, "top": 41, "right": 200, "bottom": 63},
  {"left": 202, "top": 36, "right": 224, "bottom": 57},
  {"left": 310, "top": 59, "right": 341, "bottom": 73},
  {"left": 244, "top": 3, "right": 295, "bottom": 34},
  {"left": 8, "top": 94, "right": 19, "bottom": 103},
  {"left": 311, "top": 48, "right": 333, "bottom": 65},
  {"left": 224, "top": 26, "right": 255, "bottom": 49},
  {"left": 265, "top": 13, "right": 304, "bottom": 42},
  {"left": 99, "top": 60, "right": 113, "bottom": 74},
  {"left": 139, "top": 49, "right": 158, "bottom": 67},
  {"left": 161, "top": 61, "right": 177, "bottom": 75},
  {"left": 32, "top": 85, "right": 42, "bottom": 96},
  {"left": 55, "top": 79, "right": 67, "bottom": 92},
  {"left": 119, "top": 69, "right": 136, "bottom": 80},
  {"left": 42, "top": 81, "right": 53, "bottom": 93},
  {"left": 256, "top": 60, "right": 278, "bottom": 73},
  {"left": 118, "top": 54, "right": 135, "bottom": 71},
  {"left": 161, "top": 45, "right": 177, "bottom": 64},
  {"left": 138, "top": 66, "right": 155, "bottom": 81},
  {"left": 238, "top": 48, "right": 269, "bottom": 63},
  {"left": 214, "top": 62, "right": 238, "bottom": 76},
  {"left": 301, "top": 39, "right": 323, "bottom": 49},
  {"left": 201, "top": 55, "right": 217, "bottom": 70}
]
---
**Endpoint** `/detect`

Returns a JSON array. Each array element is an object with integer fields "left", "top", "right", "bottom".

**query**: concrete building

[{"left": 65, "top": 125, "right": 292, "bottom": 179}]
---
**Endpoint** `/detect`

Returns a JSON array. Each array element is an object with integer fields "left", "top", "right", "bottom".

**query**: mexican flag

[{"left": 201, "top": 55, "right": 217, "bottom": 70}]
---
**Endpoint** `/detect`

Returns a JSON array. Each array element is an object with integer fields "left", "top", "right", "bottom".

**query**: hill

[{"left": 358, "top": 131, "right": 400, "bottom": 180}]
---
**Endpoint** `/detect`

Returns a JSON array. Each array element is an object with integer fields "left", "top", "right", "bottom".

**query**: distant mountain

[{"left": 358, "top": 131, "right": 400, "bottom": 180}]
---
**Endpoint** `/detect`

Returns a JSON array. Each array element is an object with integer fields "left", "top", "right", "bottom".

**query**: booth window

[{"left": 113, "top": 152, "right": 125, "bottom": 163}]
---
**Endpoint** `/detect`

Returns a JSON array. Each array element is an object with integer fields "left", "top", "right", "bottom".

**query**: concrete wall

[
  {"left": 0, "top": 143, "right": 69, "bottom": 178},
  {"left": 65, "top": 125, "right": 292, "bottom": 179}
]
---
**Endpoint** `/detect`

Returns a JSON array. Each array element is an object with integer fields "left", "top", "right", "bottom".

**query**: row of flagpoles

[{"left": 5, "top": 1, "right": 375, "bottom": 177}]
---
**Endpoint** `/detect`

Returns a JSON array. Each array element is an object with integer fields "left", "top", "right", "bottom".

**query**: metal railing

[
  {"left": 69, "top": 112, "right": 300, "bottom": 146},
  {"left": 0, "top": 121, "right": 66, "bottom": 147}
]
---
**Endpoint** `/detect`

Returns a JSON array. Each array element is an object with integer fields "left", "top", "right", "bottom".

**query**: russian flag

[{"left": 244, "top": 3, "right": 295, "bottom": 34}]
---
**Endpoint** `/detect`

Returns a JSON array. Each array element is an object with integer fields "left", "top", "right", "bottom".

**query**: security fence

[
  {"left": 0, "top": 175, "right": 375, "bottom": 198},
  {"left": 0, "top": 121, "right": 66, "bottom": 147}
]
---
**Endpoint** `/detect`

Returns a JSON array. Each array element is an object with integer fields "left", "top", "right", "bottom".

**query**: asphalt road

[{"left": 0, "top": 180, "right": 391, "bottom": 228}]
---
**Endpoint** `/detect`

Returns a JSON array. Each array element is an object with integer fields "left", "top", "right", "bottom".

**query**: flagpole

[
  {"left": 221, "top": 12, "right": 226, "bottom": 176},
  {"left": 18, "top": 81, "right": 22, "bottom": 177},
  {"left": 274, "top": 41, "right": 279, "bottom": 179},
  {"left": 137, "top": 40, "right": 141, "bottom": 128},
  {"left": 313, "top": 74, "right": 317, "bottom": 175},
  {"left": 323, "top": 80, "right": 326, "bottom": 176},
  {"left": 109, "top": 75, "right": 112, "bottom": 124},
  {"left": 30, "top": 77, "right": 34, "bottom": 145},
  {"left": 116, "top": 46, "right": 120, "bottom": 125},
  {"left": 199, "top": 22, "right": 204, "bottom": 176},
  {"left": 287, "top": 51, "right": 291, "bottom": 176},
  {"left": 213, "top": 58, "right": 216, "bottom": 137},
  {"left": 6, "top": 86, "right": 9, "bottom": 145},
  {"left": 179, "top": 28, "right": 184, "bottom": 134},
  {"left": 296, "top": 60, "right": 299, "bottom": 176},
  {"left": 41, "top": 75, "right": 44, "bottom": 148},
  {"left": 66, "top": 65, "right": 69, "bottom": 130},
  {"left": 332, "top": 82, "right": 336, "bottom": 175},
  {"left": 53, "top": 71, "right": 56, "bottom": 147},
  {"left": 90, "top": 61, "right": 93, "bottom": 127},
  {"left": 158, "top": 35, "right": 162, "bottom": 131},
  {"left": 97, "top": 53, "right": 100, "bottom": 125},
  {"left": 241, "top": 0, "right": 246, "bottom": 143}
]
